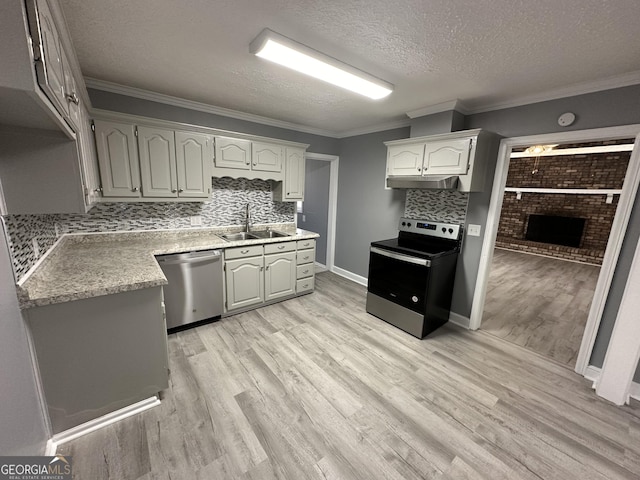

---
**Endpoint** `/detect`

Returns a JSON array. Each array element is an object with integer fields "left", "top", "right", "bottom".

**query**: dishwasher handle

[{"left": 156, "top": 250, "right": 222, "bottom": 266}]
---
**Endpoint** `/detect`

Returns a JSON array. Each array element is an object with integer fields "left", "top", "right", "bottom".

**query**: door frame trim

[
  {"left": 304, "top": 152, "right": 339, "bottom": 272},
  {"left": 469, "top": 124, "right": 640, "bottom": 378}
]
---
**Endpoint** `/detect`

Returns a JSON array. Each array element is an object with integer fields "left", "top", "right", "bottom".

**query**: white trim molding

[
  {"left": 406, "top": 99, "right": 471, "bottom": 118},
  {"left": 469, "top": 125, "right": 640, "bottom": 383},
  {"left": 86, "top": 78, "right": 410, "bottom": 139},
  {"left": 304, "top": 152, "right": 339, "bottom": 274},
  {"left": 596, "top": 233, "right": 640, "bottom": 405},
  {"left": 47, "top": 396, "right": 160, "bottom": 453},
  {"left": 582, "top": 365, "right": 640, "bottom": 403},
  {"left": 332, "top": 266, "right": 368, "bottom": 287},
  {"left": 466, "top": 70, "right": 640, "bottom": 115}
]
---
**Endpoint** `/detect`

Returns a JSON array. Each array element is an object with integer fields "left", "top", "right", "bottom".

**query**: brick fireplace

[{"left": 495, "top": 145, "right": 631, "bottom": 265}]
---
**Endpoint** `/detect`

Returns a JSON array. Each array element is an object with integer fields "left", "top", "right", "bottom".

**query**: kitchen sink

[
  {"left": 220, "top": 232, "right": 259, "bottom": 241},
  {"left": 250, "top": 230, "right": 290, "bottom": 239}
]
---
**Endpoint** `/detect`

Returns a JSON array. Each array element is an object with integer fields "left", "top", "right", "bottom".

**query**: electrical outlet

[
  {"left": 302, "top": 215, "right": 306, "bottom": 222},
  {"left": 32, "top": 238, "right": 40, "bottom": 257},
  {"left": 467, "top": 224, "right": 482, "bottom": 237},
  {"left": 190, "top": 215, "right": 203, "bottom": 227}
]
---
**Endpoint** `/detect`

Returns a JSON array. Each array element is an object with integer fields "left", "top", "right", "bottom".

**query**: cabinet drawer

[
  {"left": 297, "top": 248, "right": 315, "bottom": 265},
  {"left": 225, "top": 245, "right": 263, "bottom": 260},
  {"left": 296, "top": 264, "right": 314, "bottom": 279},
  {"left": 297, "top": 239, "right": 315, "bottom": 250},
  {"left": 264, "top": 241, "right": 296, "bottom": 254},
  {"left": 297, "top": 277, "right": 315, "bottom": 294}
]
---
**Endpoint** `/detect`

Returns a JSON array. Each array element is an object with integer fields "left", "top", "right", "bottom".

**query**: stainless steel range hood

[{"left": 386, "top": 175, "right": 460, "bottom": 190}]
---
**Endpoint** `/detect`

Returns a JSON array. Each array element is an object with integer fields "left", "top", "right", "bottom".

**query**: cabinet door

[
  {"left": 423, "top": 138, "right": 472, "bottom": 175},
  {"left": 264, "top": 252, "right": 296, "bottom": 301},
  {"left": 283, "top": 147, "right": 305, "bottom": 200},
  {"left": 61, "top": 50, "right": 80, "bottom": 131},
  {"left": 214, "top": 136, "right": 251, "bottom": 170},
  {"left": 138, "top": 126, "right": 177, "bottom": 198},
  {"left": 387, "top": 144, "right": 425, "bottom": 176},
  {"left": 175, "top": 131, "right": 212, "bottom": 198},
  {"left": 32, "top": 0, "right": 68, "bottom": 117},
  {"left": 94, "top": 120, "right": 141, "bottom": 198},
  {"left": 252, "top": 142, "right": 283, "bottom": 173},
  {"left": 76, "top": 103, "right": 101, "bottom": 209},
  {"left": 225, "top": 256, "right": 264, "bottom": 310}
]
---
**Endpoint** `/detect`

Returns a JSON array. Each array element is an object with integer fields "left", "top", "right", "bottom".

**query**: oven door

[{"left": 367, "top": 247, "right": 430, "bottom": 314}]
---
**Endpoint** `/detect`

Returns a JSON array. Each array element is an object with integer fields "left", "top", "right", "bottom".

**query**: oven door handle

[{"left": 370, "top": 247, "right": 431, "bottom": 267}]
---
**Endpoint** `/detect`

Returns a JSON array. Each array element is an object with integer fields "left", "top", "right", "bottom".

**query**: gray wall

[
  {"left": 0, "top": 224, "right": 49, "bottom": 454},
  {"left": 334, "top": 128, "right": 409, "bottom": 277},
  {"left": 88, "top": 89, "right": 340, "bottom": 156},
  {"left": 298, "top": 159, "right": 331, "bottom": 265}
]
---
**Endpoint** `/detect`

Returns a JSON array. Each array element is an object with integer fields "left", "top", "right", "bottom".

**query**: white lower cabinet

[
  {"left": 225, "top": 255, "right": 264, "bottom": 311},
  {"left": 264, "top": 252, "right": 296, "bottom": 301},
  {"left": 224, "top": 239, "right": 314, "bottom": 313}
]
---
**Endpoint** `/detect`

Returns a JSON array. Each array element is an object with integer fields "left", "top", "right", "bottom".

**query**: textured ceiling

[{"left": 60, "top": 0, "right": 640, "bottom": 136}]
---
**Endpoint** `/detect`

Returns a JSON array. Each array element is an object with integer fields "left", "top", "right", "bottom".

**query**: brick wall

[{"left": 496, "top": 151, "right": 630, "bottom": 265}]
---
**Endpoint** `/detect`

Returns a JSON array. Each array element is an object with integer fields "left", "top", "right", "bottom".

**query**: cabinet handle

[
  {"left": 178, "top": 188, "right": 184, "bottom": 193},
  {"left": 172, "top": 189, "right": 177, "bottom": 193},
  {"left": 303, "top": 283, "right": 309, "bottom": 288},
  {"left": 132, "top": 187, "right": 139, "bottom": 192},
  {"left": 65, "top": 92, "right": 79, "bottom": 105},
  {"left": 278, "top": 245, "right": 285, "bottom": 250},
  {"left": 266, "top": 265, "right": 270, "bottom": 270},
  {"left": 241, "top": 249, "right": 250, "bottom": 254},
  {"left": 252, "top": 162, "right": 257, "bottom": 166},
  {"left": 260, "top": 266, "right": 264, "bottom": 271},
  {"left": 94, "top": 187, "right": 103, "bottom": 193},
  {"left": 303, "top": 269, "right": 309, "bottom": 274}
]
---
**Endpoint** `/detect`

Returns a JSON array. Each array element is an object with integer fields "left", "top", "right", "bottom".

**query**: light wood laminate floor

[
  {"left": 59, "top": 271, "right": 640, "bottom": 480},
  {"left": 481, "top": 248, "right": 600, "bottom": 366}
]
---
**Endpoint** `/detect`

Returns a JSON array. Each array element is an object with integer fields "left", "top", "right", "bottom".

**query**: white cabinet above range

[{"left": 385, "top": 129, "right": 500, "bottom": 192}]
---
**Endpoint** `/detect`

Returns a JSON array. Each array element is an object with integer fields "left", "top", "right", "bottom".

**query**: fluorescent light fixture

[{"left": 250, "top": 29, "right": 393, "bottom": 100}]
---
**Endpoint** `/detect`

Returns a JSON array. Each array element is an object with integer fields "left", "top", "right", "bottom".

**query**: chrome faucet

[{"left": 244, "top": 203, "right": 251, "bottom": 233}]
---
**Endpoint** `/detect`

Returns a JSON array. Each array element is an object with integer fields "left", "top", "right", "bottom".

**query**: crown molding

[
  {"left": 84, "top": 77, "right": 340, "bottom": 138},
  {"left": 335, "top": 118, "right": 411, "bottom": 138},
  {"left": 405, "top": 99, "right": 471, "bottom": 119},
  {"left": 466, "top": 70, "right": 640, "bottom": 115}
]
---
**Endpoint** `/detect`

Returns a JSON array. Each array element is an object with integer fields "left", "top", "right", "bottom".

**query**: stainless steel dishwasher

[{"left": 156, "top": 249, "right": 223, "bottom": 331}]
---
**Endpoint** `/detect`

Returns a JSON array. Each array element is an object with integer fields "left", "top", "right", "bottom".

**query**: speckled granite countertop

[{"left": 17, "top": 224, "right": 319, "bottom": 309}]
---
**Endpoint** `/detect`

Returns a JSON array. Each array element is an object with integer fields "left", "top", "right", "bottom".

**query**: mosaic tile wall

[
  {"left": 404, "top": 189, "right": 469, "bottom": 224},
  {"left": 4, "top": 178, "right": 295, "bottom": 281}
]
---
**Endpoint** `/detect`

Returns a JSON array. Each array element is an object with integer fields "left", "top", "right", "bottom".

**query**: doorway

[
  {"left": 481, "top": 140, "right": 632, "bottom": 366},
  {"left": 298, "top": 153, "right": 339, "bottom": 271},
  {"left": 470, "top": 125, "right": 640, "bottom": 377}
]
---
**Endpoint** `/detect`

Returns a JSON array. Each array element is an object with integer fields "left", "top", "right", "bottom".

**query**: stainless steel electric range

[{"left": 366, "top": 217, "right": 462, "bottom": 338}]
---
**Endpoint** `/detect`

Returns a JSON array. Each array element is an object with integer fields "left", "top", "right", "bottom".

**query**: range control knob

[
  {"left": 401, "top": 221, "right": 406, "bottom": 226},
  {"left": 449, "top": 228, "right": 454, "bottom": 234},
  {"left": 407, "top": 222, "right": 412, "bottom": 227},
  {"left": 442, "top": 227, "right": 447, "bottom": 233}
]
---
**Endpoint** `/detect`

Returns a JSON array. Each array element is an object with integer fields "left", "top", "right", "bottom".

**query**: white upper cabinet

[
  {"left": 273, "top": 147, "right": 305, "bottom": 202},
  {"left": 384, "top": 129, "right": 499, "bottom": 192},
  {"left": 251, "top": 142, "right": 283, "bottom": 173},
  {"left": 31, "top": 0, "right": 68, "bottom": 118},
  {"left": 387, "top": 144, "right": 425, "bottom": 176},
  {"left": 94, "top": 120, "right": 141, "bottom": 198},
  {"left": 61, "top": 49, "right": 80, "bottom": 131},
  {"left": 175, "top": 131, "right": 212, "bottom": 198},
  {"left": 137, "top": 126, "right": 177, "bottom": 198},
  {"left": 423, "top": 138, "right": 471, "bottom": 175},
  {"left": 214, "top": 136, "right": 251, "bottom": 170}
]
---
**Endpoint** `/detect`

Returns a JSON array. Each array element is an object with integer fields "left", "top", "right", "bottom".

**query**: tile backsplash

[
  {"left": 404, "top": 189, "right": 469, "bottom": 224},
  {"left": 4, "top": 178, "right": 294, "bottom": 281}
]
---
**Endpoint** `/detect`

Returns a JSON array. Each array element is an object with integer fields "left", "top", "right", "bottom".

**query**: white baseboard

[
  {"left": 47, "top": 396, "right": 160, "bottom": 453},
  {"left": 449, "top": 312, "right": 470, "bottom": 329},
  {"left": 580, "top": 365, "right": 640, "bottom": 403},
  {"left": 315, "top": 261, "right": 328, "bottom": 273},
  {"left": 44, "top": 439, "right": 57, "bottom": 456},
  {"left": 331, "top": 266, "right": 368, "bottom": 286}
]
